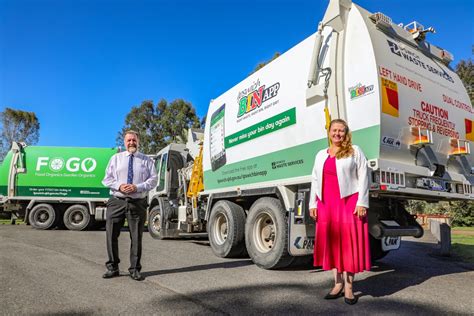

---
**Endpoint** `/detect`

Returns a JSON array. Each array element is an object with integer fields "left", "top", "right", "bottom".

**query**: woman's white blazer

[{"left": 309, "top": 145, "right": 369, "bottom": 209}]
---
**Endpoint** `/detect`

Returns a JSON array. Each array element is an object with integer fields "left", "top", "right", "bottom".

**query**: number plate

[
  {"left": 381, "top": 236, "right": 401, "bottom": 251},
  {"left": 416, "top": 178, "right": 445, "bottom": 191}
]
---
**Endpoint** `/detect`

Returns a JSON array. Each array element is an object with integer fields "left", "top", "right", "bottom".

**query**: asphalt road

[{"left": 0, "top": 225, "right": 473, "bottom": 315}]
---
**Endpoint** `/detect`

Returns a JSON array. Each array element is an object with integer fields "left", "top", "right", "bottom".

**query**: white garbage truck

[{"left": 147, "top": 0, "right": 474, "bottom": 269}]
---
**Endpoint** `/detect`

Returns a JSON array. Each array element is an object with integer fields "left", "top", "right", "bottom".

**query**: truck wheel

[
  {"left": 148, "top": 206, "right": 164, "bottom": 239},
  {"left": 245, "top": 197, "right": 292, "bottom": 269},
  {"left": 63, "top": 205, "right": 92, "bottom": 231},
  {"left": 208, "top": 200, "right": 246, "bottom": 258},
  {"left": 370, "top": 235, "right": 389, "bottom": 261},
  {"left": 29, "top": 204, "right": 57, "bottom": 230}
]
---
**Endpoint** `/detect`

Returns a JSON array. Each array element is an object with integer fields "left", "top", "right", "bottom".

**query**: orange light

[
  {"left": 449, "top": 139, "right": 470, "bottom": 156},
  {"left": 410, "top": 127, "right": 432, "bottom": 146}
]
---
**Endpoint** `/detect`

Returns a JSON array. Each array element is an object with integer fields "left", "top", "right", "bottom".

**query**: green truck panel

[{"left": 0, "top": 145, "right": 117, "bottom": 199}]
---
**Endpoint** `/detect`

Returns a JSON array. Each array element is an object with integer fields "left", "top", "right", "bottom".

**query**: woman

[{"left": 309, "top": 119, "right": 370, "bottom": 305}]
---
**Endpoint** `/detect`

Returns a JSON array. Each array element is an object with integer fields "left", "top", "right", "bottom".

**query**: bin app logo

[
  {"left": 381, "top": 78, "right": 399, "bottom": 117},
  {"left": 465, "top": 118, "right": 474, "bottom": 141},
  {"left": 237, "top": 81, "right": 280, "bottom": 117},
  {"left": 348, "top": 82, "right": 374, "bottom": 100},
  {"left": 36, "top": 157, "right": 97, "bottom": 173}
]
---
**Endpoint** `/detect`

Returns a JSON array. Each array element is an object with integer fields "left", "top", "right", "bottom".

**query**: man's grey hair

[{"left": 124, "top": 130, "right": 140, "bottom": 139}]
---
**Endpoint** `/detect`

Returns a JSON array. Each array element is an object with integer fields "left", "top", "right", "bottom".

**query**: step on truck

[
  {"left": 0, "top": 142, "right": 118, "bottom": 230},
  {"left": 150, "top": 0, "right": 473, "bottom": 269}
]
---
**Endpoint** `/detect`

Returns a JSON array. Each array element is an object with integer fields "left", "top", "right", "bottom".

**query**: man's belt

[{"left": 114, "top": 196, "right": 147, "bottom": 202}]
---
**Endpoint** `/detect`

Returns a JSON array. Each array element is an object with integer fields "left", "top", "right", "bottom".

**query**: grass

[
  {"left": 0, "top": 218, "right": 25, "bottom": 225},
  {"left": 452, "top": 226, "right": 474, "bottom": 232},
  {"left": 450, "top": 227, "right": 474, "bottom": 263}
]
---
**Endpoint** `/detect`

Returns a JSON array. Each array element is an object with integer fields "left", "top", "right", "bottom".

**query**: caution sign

[
  {"left": 381, "top": 78, "right": 399, "bottom": 117},
  {"left": 465, "top": 118, "right": 474, "bottom": 141}
]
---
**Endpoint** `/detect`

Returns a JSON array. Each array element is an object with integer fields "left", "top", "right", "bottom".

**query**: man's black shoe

[
  {"left": 102, "top": 270, "right": 120, "bottom": 279},
  {"left": 130, "top": 270, "right": 144, "bottom": 281}
]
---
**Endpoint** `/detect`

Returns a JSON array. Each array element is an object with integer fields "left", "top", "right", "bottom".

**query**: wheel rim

[
  {"left": 36, "top": 209, "right": 50, "bottom": 224},
  {"left": 212, "top": 212, "right": 228, "bottom": 245},
  {"left": 151, "top": 212, "right": 161, "bottom": 234},
  {"left": 70, "top": 210, "right": 84, "bottom": 225},
  {"left": 253, "top": 211, "right": 275, "bottom": 253}
]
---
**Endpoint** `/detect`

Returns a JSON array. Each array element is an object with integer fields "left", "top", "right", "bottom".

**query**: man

[{"left": 102, "top": 130, "right": 157, "bottom": 281}]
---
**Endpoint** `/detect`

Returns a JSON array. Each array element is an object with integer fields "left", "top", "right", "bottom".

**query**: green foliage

[
  {"left": 449, "top": 201, "right": 474, "bottom": 227},
  {"left": 200, "top": 114, "right": 207, "bottom": 129},
  {"left": 159, "top": 99, "right": 201, "bottom": 144},
  {"left": 405, "top": 200, "right": 474, "bottom": 227},
  {"left": 250, "top": 52, "right": 281, "bottom": 75},
  {"left": 405, "top": 200, "right": 450, "bottom": 215},
  {"left": 455, "top": 59, "right": 473, "bottom": 104},
  {"left": 117, "top": 99, "right": 201, "bottom": 154},
  {"left": 0, "top": 107, "right": 40, "bottom": 161}
]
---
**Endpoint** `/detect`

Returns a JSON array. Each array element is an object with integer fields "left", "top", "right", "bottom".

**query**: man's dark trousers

[{"left": 105, "top": 196, "right": 147, "bottom": 273}]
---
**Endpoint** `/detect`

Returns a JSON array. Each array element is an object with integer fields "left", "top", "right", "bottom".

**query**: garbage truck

[
  {"left": 147, "top": 0, "right": 473, "bottom": 269},
  {"left": 0, "top": 142, "right": 118, "bottom": 230}
]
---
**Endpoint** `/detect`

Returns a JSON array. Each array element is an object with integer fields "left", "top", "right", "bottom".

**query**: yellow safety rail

[{"left": 187, "top": 144, "right": 204, "bottom": 201}]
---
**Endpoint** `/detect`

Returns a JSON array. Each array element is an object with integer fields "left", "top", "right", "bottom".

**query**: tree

[
  {"left": 455, "top": 58, "right": 473, "bottom": 103},
  {"left": 450, "top": 58, "right": 474, "bottom": 226},
  {"left": 250, "top": 52, "right": 281, "bottom": 75},
  {"left": 159, "top": 99, "right": 201, "bottom": 144},
  {"left": 449, "top": 201, "right": 474, "bottom": 226},
  {"left": 117, "top": 100, "right": 164, "bottom": 155},
  {"left": 200, "top": 114, "right": 207, "bottom": 129},
  {"left": 117, "top": 99, "right": 201, "bottom": 154},
  {"left": 0, "top": 107, "right": 40, "bottom": 161}
]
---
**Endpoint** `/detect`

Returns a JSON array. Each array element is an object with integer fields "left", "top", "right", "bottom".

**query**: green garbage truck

[
  {"left": 146, "top": 0, "right": 473, "bottom": 269},
  {"left": 0, "top": 142, "right": 118, "bottom": 230}
]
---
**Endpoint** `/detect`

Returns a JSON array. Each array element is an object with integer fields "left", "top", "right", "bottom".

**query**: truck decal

[
  {"left": 466, "top": 119, "right": 474, "bottom": 141},
  {"left": 381, "top": 78, "right": 399, "bottom": 117},
  {"left": 379, "top": 66, "right": 423, "bottom": 93},
  {"left": 225, "top": 107, "right": 296, "bottom": 148},
  {"left": 408, "top": 101, "right": 459, "bottom": 138},
  {"left": 237, "top": 81, "right": 280, "bottom": 118},
  {"left": 386, "top": 40, "right": 454, "bottom": 83},
  {"left": 205, "top": 125, "right": 380, "bottom": 190},
  {"left": 16, "top": 186, "right": 109, "bottom": 198},
  {"left": 348, "top": 82, "right": 374, "bottom": 100}
]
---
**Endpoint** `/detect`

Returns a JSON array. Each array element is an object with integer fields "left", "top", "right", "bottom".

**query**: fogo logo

[{"left": 36, "top": 157, "right": 97, "bottom": 173}]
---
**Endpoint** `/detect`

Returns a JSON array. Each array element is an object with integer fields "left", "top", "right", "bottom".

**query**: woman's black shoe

[
  {"left": 344, "top": 296, "right": 358, "bottom": 305},
  {"left": 324, "top": 286, "right": 344, "bottom": 299}
]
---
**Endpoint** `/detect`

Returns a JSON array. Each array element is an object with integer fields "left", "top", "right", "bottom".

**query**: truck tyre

[
  {"left": 370, "top": 235, "right": 389, "bottom": 261},
  {"left": 29, "top": 204, "right": 57, "bottom": 230},
  {"left": 208, "top": 200, "right": 247, "bottom": 258},
  {"left": 245, "top": 197, "right": 292, "bottom": 269},
  {"left": 148, "top": 206, "right": 164, "bottom": 239},
  {"left": 63, "top": 204, "right": 92, "bottom": 231}
]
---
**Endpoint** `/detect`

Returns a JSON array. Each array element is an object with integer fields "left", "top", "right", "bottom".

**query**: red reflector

[{"left": 380, "top": 185, "right": 388, "bottom": 191}]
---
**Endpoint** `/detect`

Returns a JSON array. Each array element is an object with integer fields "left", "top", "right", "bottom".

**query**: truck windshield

[{"left": 156, "top": 153, "right": 167, "bottom": 192}]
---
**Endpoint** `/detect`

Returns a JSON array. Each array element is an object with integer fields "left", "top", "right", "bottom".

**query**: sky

[{"left": 0, "top": 0, "right": 472, "bottom": 149}]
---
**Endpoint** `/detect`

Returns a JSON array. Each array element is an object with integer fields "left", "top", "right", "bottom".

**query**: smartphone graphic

[{"left": 210, "top": 104, "right": 227, "bottom": 171}]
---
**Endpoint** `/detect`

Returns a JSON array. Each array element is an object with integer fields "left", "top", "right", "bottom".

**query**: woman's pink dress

[{"left": 314, "top": 155, "right": 371, "bottom": 273}]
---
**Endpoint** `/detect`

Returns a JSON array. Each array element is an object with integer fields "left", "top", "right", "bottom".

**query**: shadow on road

[
  {"left": 145, "top": 282, "right": 465, "bottom": 315},
  {"left": 142, "top": 259, "right": 253, "bottom": 278},
  {"left": 357, "top": 239, "right": 474, "bottom": 298}
]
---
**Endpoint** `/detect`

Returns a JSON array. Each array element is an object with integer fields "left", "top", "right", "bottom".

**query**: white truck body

[
  {"left": 202, "top": 3, "right": 473, "bottom": 199},
  {"left": 148, "top": 0, "right": 473, "bottom": 269}
]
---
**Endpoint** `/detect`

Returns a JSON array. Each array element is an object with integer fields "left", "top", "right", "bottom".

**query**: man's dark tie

[{"left": 127, "top": 154, "right": 134, "bottom": 184}]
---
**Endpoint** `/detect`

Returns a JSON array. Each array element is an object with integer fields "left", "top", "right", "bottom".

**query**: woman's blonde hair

[{"left": 329, "top": 119, "right": 354, "bottom": 159}]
